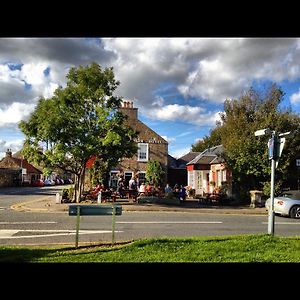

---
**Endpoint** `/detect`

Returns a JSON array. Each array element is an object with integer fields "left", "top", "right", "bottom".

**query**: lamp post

[{"left": 254, "top": 128, "right": 290, "bottom": 235}]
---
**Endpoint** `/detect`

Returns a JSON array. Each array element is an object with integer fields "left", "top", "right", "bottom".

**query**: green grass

[{"left": 1, "top": 234, "right": 300, "bottom": 262}]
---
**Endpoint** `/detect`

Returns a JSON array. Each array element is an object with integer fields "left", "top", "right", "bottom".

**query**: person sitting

[
  {"left": 164, "top": 183, "right": 172, "bottom": 194},
  {"left": 139, "top": 182, "right": 146, "bottom": 196},
  {"left": 179, "top": 185, "right": 187, "bottom": 203}
]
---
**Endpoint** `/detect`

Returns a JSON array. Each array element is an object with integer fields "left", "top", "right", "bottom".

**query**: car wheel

[{"left": 289, "top": 205, "right": 300, "bottom": 219}]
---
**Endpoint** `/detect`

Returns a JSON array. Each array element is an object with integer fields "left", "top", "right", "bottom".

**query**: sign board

[
  {"left": 69, "top": 204, "right": 122, "bottom": 248},
  {"left": 69, "top": 204, "right": 122, "bottom": 216},
  {"left": 22, "top": 168, "right": 27, "bottom": 175},
  {"left": 275, "top": 137, "right": 286, "bottom": 169},
  {"left": 268, "top": 137, "right": 276, "bottom": 160}
]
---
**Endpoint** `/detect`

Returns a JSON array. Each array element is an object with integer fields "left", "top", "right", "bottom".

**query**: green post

[
  {"left": 75, "top": 206, "right": 80, "bottom": 248},
  {"left": 111, "top": 205, "right": 116, "bottom": 245}
]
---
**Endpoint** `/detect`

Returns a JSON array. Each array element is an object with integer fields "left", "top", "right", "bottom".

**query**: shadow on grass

[
  {"left": 0, "top": 248, "right": 59, "bottom": 262},
  {"left": 0, "top": 241, "right": 133, "bottom": 263}
]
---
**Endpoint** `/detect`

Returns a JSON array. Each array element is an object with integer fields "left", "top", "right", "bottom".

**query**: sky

[{"left": 1, "top": 37, "right": 300, "bottom": 160}]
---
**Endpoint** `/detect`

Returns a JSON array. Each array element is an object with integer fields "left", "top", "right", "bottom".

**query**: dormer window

[{"left": 137, "top": 143, "right": 148, "bottom": 162}]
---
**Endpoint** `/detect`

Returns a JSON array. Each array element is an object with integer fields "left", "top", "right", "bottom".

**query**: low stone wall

[
  {"left": 0, "top": 169, "right": 21, "bottom": 187},
  {"left": 137, "top": 196, "right": 180, "bottom": 205}
]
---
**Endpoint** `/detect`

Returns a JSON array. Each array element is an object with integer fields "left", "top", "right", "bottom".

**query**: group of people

[
  {"left": 88, "top": 173, "right": 187, "bottom": 203},
  {"left": 164, "top": 183, "right": 187, "bottom": 202}
]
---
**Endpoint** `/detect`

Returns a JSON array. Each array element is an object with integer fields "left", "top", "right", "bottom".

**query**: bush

[
  {"left": 62, "top": 187, "right": 74, "bottom": 202},
  {"left": 165, "top": 192, "right": 174, "bottom": 199}
]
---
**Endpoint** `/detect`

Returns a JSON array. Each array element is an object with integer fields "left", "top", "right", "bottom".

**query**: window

[
  {"left": 196, "top": 171, "right": 203, "bottom": 190},
  {"left": 109, "top": 171, "right": 119, "bottom": 189},
  {"left": 137, "top": 143, "right": 148, "bottom": 161},
  {"left": 138, "top": 172, "right": 146, "bottom": 185}
]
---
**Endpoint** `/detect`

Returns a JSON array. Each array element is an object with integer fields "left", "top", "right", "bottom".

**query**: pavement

[{"left": 10, "top": 194, "right": 268, "bottom": 215}]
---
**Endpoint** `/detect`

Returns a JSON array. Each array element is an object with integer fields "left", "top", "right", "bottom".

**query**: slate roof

[
  {"left": 168, "top": 152, "right": 200, "bottom": 169},
  {"left": 186, "top": 145, "right": 224, "bottom": 165}
]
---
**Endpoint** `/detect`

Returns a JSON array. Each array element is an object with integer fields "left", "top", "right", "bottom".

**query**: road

[{"left": 0, "top": 186, "right": 300, "bottom": 246}]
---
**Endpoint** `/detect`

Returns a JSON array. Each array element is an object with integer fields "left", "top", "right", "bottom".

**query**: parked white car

[
  {"left": 44, "top": 179, "right": 56, "bottom": 186},
  {"left": 265, "top": 190, "right": 300, "bottom": 219}
]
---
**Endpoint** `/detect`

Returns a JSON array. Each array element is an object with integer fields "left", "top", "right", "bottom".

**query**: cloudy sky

[{"left": 1, "top": 37, "right": 300, "bottom": 159}]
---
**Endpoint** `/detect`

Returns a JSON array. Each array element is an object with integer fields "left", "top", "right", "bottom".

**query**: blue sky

[{"left": 1, "top": 37, "right": 300, "bottom": 159}]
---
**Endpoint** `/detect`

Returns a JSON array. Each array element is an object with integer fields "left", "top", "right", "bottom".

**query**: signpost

[
  {"left": 297, "top": 159, "right": 300, "bottom": 191},
  {"left": 255, "top": 129, "right": 291, "bottom": 235},
  {"left": 69, "top": 204, "right": 122, "bottom": 247}
]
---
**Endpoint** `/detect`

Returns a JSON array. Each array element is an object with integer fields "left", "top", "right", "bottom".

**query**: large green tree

[
  {"left": 218, "top": 84, "right": 300, "bottom": 200},
  {"left": 19, "top": 62, "right": 137, "bottom": 202}
]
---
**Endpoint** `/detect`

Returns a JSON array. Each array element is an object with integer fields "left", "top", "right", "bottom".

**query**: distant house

[
  {"left": 0, "top": 149, "right": 43, "bottom": 186},
  {"left": 167, "top": 152, "right": 200, "bottom": 188},
  {"left": 86, "top": 101, "right": 169, "bottom": 189},
  {"left": 186, "top": 145, "right": 232, "bottom": 197}
]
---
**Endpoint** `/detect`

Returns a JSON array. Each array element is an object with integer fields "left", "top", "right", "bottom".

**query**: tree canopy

[
  {"left": 192, "top": 83, "right": 300, "bottom": 201},
  {"left": 145, "top": 160, "right": 165, "bottom": 188},
  {"left": 19, "top": 62, "right": 137, "bottom": 202}
]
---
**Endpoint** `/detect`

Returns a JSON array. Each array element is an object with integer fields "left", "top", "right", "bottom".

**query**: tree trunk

[
  {"left": 74, "top": 174, "right": 79, "bottom": 203},
  {"left": 79, "top": 168, "right": 85, "bottom": 202}
]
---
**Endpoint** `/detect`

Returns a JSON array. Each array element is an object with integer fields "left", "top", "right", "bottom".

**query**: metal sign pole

[
  {"left": 112, "top": 205, "right": 116, "bottom": 245},
  {"left": 268, "top": 158, "right": 276, "bottom": 235},
  {"left": 75, "top": 206, "right": 81, "bottom": 248}
]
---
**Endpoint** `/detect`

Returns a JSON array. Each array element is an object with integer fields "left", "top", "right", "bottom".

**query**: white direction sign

[{"left": 275, "top": 137, "right": 286, "bottom": 169}]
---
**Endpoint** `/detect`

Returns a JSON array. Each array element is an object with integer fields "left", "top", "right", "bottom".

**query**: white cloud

[
  {"left": 161, "top": 135, "right": 176, "bottom": 144},
  {"left": 290, "top": 89, "right": 300, "bottom": 104},
  {"left": 103, "top": 38, "right": 300, "bottom": 107},
  {"left": 0, "top": 102, "right": 36, "bottom": 127},
  {"left": 143, "top": 103, "right": 220, "bottom": 127},
  {"left": 0, "top": 138, "right": 24, "bottom": 160},
  {"left": 169, "top": 146, "right": 191, "bottom": 159}
]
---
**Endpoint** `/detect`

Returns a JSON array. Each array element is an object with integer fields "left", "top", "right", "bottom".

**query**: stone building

[
  {"left": 0, "top": 149, "right": 43, "bottom": 187},
  {"left": 109, "top": 101, "right": 168, "bottom": 188}
]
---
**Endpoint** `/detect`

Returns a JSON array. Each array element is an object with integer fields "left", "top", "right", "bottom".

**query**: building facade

[
  {"left": 110, "top": 101, "right": 168, "bottom": 188},
  {"left": 0, "top": 149, "right": 43, "bottom": 187},
  {"left": 186, "top": 145, "right": 232, "bottom": 197}
]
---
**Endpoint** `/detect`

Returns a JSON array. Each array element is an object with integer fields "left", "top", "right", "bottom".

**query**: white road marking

[
  {"left": 0, "top": 230, "right": 19, "bottom": 237},
  {"left": 262, "top": 222, "right": 300, "bottom": 225},
  {"left": 0, "top": 229, "right": 123, "bottom": 239},
  {"left": 117, "top": 221, "right": 223, "bottom": 224},
  {"left": 0, "top": 221, "right": 57, "bottom": 225}
]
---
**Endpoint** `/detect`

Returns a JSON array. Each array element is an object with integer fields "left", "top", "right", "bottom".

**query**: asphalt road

[{"left": 0, "top": 186, "right": 300, "bottom": 246}]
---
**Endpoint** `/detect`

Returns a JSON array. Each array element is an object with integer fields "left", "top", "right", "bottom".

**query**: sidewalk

[{"left": 11, "top": 195, "right": 268, "bottom": 215}]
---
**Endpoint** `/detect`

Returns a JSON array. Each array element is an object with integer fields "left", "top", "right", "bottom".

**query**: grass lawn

[{"left": 1, "top": 234, "right": 300, "bottom": 263}]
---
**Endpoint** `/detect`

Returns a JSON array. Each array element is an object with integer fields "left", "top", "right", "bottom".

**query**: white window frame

[
  {"left": 137, "top": 143, "right": 149, "bottom": 162},
  {"left": 109, "top": 171, "right": 119, "bottom": 189}
]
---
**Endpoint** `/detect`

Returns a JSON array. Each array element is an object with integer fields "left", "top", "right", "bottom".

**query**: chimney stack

[
  {"left": 6, "top": 148, "right": 12, "bottom": 157},
  {"left": 119, "top": 100, "right": 138, "bottom": 120}
]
